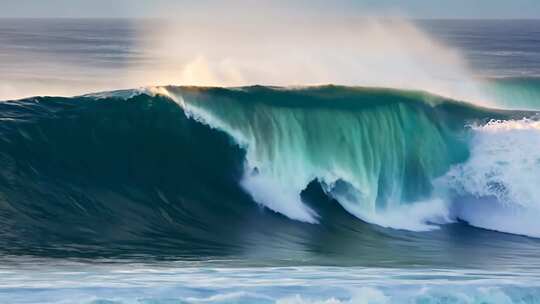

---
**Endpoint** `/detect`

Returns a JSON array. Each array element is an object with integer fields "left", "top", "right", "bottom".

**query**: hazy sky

[{"left": 2, "top": 0, "right": 540, "bottom": 19}]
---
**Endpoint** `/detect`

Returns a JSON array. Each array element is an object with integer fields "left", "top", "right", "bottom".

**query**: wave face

[
  {"left": 0, "top": 86, "right": 539, "bottom": 264},
  {"left": 162, "top": 86, "right": 475, "bottom": 228},
  {"left": 162, "top": 85, "right": 534, "bottom": 231}
]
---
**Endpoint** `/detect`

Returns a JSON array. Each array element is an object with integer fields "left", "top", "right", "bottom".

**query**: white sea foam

[
  {"left": 2, "top": 265, "right": 539, "bottom": 304},
  {"left": 441, "top": 119, "right": 540, "bottom": 237}
]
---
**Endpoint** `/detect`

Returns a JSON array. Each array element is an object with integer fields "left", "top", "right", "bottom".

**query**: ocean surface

[{"left": 0, "top": 19, "right": 540, "bottom": 304}]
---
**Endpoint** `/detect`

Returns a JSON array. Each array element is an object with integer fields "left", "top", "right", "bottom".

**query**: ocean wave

[
  {"left": 0, "top": 85, "right": 539, "bottom": 261},
  {"left": 160, "top": 85, "right": 536, "bottom": 234}
]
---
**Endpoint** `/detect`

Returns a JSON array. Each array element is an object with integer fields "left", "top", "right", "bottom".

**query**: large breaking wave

[
  {"left": 158, "top": 85, "right": 539, "bottom": 234},
  {"left": 0, "top": 85, "right": 539, "bottom": 260}
]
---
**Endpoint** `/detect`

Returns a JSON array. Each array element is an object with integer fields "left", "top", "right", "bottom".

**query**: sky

[{"left": 1, "top": 0, "right": 540, "bottom": 19}]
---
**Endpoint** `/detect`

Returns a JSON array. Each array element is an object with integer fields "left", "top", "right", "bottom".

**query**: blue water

[
  {"left": 0, "top": 19, "right": 540, "bottom": 304},
  {"left": 420, "top": 20, "right": 540, "bottom": 78}
]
